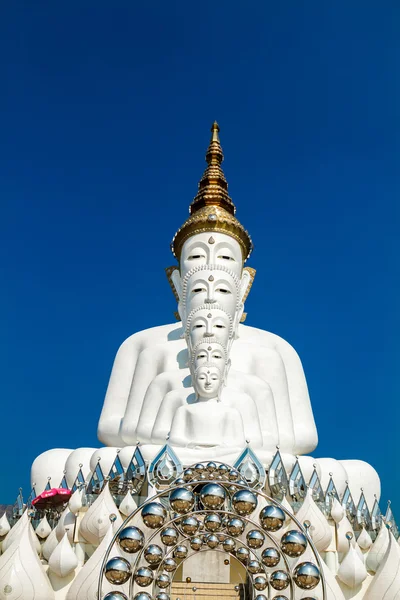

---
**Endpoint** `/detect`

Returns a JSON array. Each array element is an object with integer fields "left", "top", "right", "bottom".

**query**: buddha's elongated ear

[
  {"left": 165, "top": 266, "right": 182, "bottom": 301},
  {"left": 240, "top": 267, "right": 256, "bottom": 303}
]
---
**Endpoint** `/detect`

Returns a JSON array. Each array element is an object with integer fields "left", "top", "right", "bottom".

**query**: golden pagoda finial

[
  {"left": 189, "top": 121, "right": 235, "bottom": 216},
  {"left": 171, "top": 122, "right": 253, "bottom": 262}
]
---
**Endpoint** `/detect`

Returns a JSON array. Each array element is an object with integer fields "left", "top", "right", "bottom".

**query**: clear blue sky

[{"left": 1, "top": 2, "right": 399, "bottom": 512}]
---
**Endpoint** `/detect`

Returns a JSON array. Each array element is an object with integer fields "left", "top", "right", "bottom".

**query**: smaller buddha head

[
  {"left": 186, "top": 304, "right": 233, "bottom": 351},
  {"left": 193, "top": 364, "right": 223, "bottom": 401}
]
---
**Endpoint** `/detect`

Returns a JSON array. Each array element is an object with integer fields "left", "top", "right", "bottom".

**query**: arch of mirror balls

[{"left": 103, "top": 461, "right": 322, "bottom": 599}]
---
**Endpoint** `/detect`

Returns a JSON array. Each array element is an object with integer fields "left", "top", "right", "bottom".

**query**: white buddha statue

[{"left": 30, "top": 122, "right": 380, "bottom": 508}]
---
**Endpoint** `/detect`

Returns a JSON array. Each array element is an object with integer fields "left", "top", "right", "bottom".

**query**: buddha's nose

[
  {"left": 205, "top": 297, "right": 216, "bottom": 304},
  {"left": 204, "top": 326, "right": 213, "bottom": 337}
]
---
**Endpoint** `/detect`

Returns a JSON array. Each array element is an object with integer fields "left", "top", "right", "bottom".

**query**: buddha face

[
  {"left": 180, "top": 232, "right": 244, "bottom": 279},
  {"left": 193, "top": 340, "right": 226, "bottom": 371},
  {"left": 193, "top": 365, "right": 222, "bottom": 400},
  {"left": 186, "top": 306, "right": 232, "bottom": 350},
  {"left": 182, "top": 267, "right": 239, "bottom": 319}
]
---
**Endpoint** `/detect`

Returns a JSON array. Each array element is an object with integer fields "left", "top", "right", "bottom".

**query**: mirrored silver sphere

[
  {"left": 104, "top": 557, "right": 132, "bottom": 585},
  {"left": 134, "top": 567, "right": 154, "bottom": 587},
  {"left": 190, "top": 536, "right": 203, "bottom": 551},
  {"left": 200, "top": 483, "right": 226, "bottom": 509},
  {"left": 218, "top": 464, "right": 228, "bottom": 475},
  {"left": 270, "top": 597, "right": 289, "bottom": 600},
  {"left": 103, "top": 592, "right": 129, "bottom": 600},
  {"left": 270, "top": 570, "right": 290, "bottom": 591},
  {"left": 169, "top": 488, "right": 195, "bottom": 514},
  {"left": 206, "top": 533, "right": 219, "bottom": 549},
  {"left": 206, "top": 461, "right": 217, "bottom": 473},
  {"left": 261, "top": 547, "right": 280, "bottom": 567},
  {"left": 173, "top": 545, "right": 188, "bottom": 559},
  {"left": 156, "top": 573, "right": 171, "bottom": 589},
  {"left": 204, "top": 513, "right": 222, "bottom": 532},
  {"left": 162, "top": 557, "right": 177, "bottom": 572},
  {"left": 223, "top": 537, "right": 236, "bottom": 552},
  {"left": 236, "top": 547, "right": 250, "bottom": 563},
  {"left": 253, "top": 576, "right": 268, "bottom": 591},
  {"left": 160, "top": 527, "right": 179, "bottom": 546},
  {"left": 259, "top": 505, "right": 285, "bottom": 532},
  {"left": 155, "top": 594, "right": 170, "bottom": 600},
  {"left": 117, "top": 526, "right": 144, "bottom": 554},
  {"left": 141, "top": 502, "right": 167, "bottom": 529},
  {"left": 226, "top": 517, "right": 245, "bottom": 536},
  {"left": 254, "top": 595, "right": 268, "bottom": 600},
  {"left": 132, "top": 594, "right": 152, "bottom": 600},
  {"left": 195, "top": 463, "right": 205, "bottom": 474},
  {"left": 228, "top": 469, "right": 240, "bottom": 481},
  {"left": 183, "top": 469, "right": 194, "bottom": 481},
  {"left": 175, "top": 477, "right": 185, "bottom": 485},
  {"left": 232, "top": 489, "right": 258, "bottom": 516},
  {"left": 280, "top": 530, "right": 307, "bottom": 558},
  {"left": 144, "top": 544, "right": 163, "bottom": 565},
  {"left": 247, "top": 529, "right": 265, "bottom": 549},
  {"left": 181, "top": 516, "right": 200, "bottom": 535},
  {"left": 248, "top": 559, "right": 262, "bottom": 574},
  {"left": 293, "top": 562, "right": 320, "bottom": 590}
]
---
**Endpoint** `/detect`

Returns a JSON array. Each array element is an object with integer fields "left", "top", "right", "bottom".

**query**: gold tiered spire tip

[{"left": 171, "top": 122, "right": 253, "bottom": 261}]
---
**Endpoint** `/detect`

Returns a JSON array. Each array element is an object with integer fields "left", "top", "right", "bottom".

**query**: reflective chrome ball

[
  {"left": 236, "top": 547, "right": 250, "bottom": 563},
  {"left": 117, "top": 526, "right": 144, "bottom": 554},
  {"left": 141, "top": 502, "right": 167, "bottom": 529},
  {"left": 253, "top": 576, "right": 268, "bottom": 591},
  {"left": 232, "top": 490, "right": 258, "bottom": 516},
  {"left": 156, "top": 573, "right": 171, "bottom": 589},
  {"left": 226, "top": 517, "right": 245, "bottom": 536},
  {"left": 254, "top": 596, "right": 268, "bottom": 600},
  {"left": 261, "top": 547, "right": 280, "bottom": 567},
  {"left": 162, "top": 557, "right": 177, "bottom": 572},
  {"left": 270, "top": 570, "right": 290, "bottom": 590},
  {"left": 200, "top": 483, "right": 226, "bottom": 509},
  {"left": 183, "top": 468, "right": 194, "bottom": 481},
  {"left": 175, "top": 477, "right": 185, "bottom": 485},
  {"left": 169, "top": 487, "right": 195, "bottom": 514},
  {"left": 218, "top": 464, "right": 228, "bottom": 475},
  {"left": 132, "top": 594, "right": 151, "bottom": 600},
  {"left": 144, "top": 544, "right": 163, "bottom": 565},
  {"left": 134, "top": 566, "right": 154, "bottom": 587},
  {"left": 280, "top": 530, "right": 307, "bottom": 558},
  {"left": 173, "top": 545, "right": 188, "bottom": 559},
  {"left": 160, "top": 527, "right": 179, "bottom": 546},
  {"left": 206, "top": 533, "right": 219, "bottom": 549},
  {"left": 103, "top": 592, "right": 129, "bottom": 600},
  {"left": 228, "top": 469, "right": 240, "bottom": 481},
  {"left": 247, "top": 529, "right": 265, "bottom": 549},
  {"left": 207, "top": 461, "right": 217, "bottom": 473},
  {"left": 204, "top": 513, "right": 222, "bottom": 532},
  {"left": 248, "top": 559, "right": 262, "bottom": 574},
  {"left": 181, "top": 516, "right": 200, "bottom": 535},
  {"left": 293, "top": 562, "right": 320, "bottom": 590},
  {"left": 259, "top": 505, "right": 285, "bottom": 532},
  {"left": 195, "top": 463, "right": 205, "bottom": 474},
  {"left": 223, "top": 537, "right": 236, "bottom": 552},
  {"left": 155, "top": 594, "right": 170, "bottom": 600},
  {"left": 104, "top": 557, "right": 132, "bottom": 585},
  {"left": 190, "top": 536, "right": 203, "bottom": 551},
  {"left": 269, "top": 597, "right": 289, "bottom": 600}
]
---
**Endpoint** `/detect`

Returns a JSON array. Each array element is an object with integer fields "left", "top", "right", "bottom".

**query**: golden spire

[
  {"left": 190, "top": 121, "right": 235, "bottom": 216},
  {"left": 171, "top": 122, "right": 253, "bottom": 262}
]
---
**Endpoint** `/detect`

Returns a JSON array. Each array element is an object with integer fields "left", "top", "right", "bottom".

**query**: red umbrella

[{"left": 32, "top": 488, "right": 71, "bottom": 510}]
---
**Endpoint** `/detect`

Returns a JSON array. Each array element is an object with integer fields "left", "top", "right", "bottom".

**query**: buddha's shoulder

[
  {"left": 117, "top": 323, "right": 184, "bottom": 350},
  {"left": 238, "top": 324, "right": 300, "bottom": 354}
]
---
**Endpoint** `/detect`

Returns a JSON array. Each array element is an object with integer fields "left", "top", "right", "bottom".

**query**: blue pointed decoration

[
  {"left": 45, "top": 479, "right": 52, "bottom": 491},
  {"left": 12, "top": 489, "right": 24, "bottom": 519},
  {"left": 86, "top": 460, "right": 105, "bottom": 495},
  {"left": 59, "top": 473, "right": 69, "bottom": 490},
  {"left": 149, "top": 444, "right": 183, "bottom": 487},
  {"left": 308, "top": 467, "right": 324, "bottom": 506},
  {"left": 26, "top": 486, "right": 37, "bottom": 509},
  {"left": 324, "top": 474, "right": 340, "bottom": 515},
  {"left": 71, "top": 467, "right": 85, "bottom": 493},
  {"left": 289, "top": 459, "right": 307, "bottom": 499},
  {"left": 356, "top": 490, "right": 372, "bottom": 530},
  {"left": 371, "top": 497, "right": 383, "bottom": 532},
  {"left": 233, "top": 447, "right": 266, "bottom": 489},
  {"left": 385, "top": 501, "right": 399, "bottom": 540},
  {"left": 268, "top": 448, "right": 289, "bottom": 500},
  {"left": 126, "top": 445, "right": 146, "bottom": 494},
  {"left": 341, "top": 484, "right": 357, "bottom": 523},
  {"left": 108, "top": 453, "right": 126, "bottom": 495}
]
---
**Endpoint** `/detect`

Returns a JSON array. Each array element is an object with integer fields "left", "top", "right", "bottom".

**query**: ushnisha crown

[{"left": 171, "top": 122, "right": 253, "bottom": 262}]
